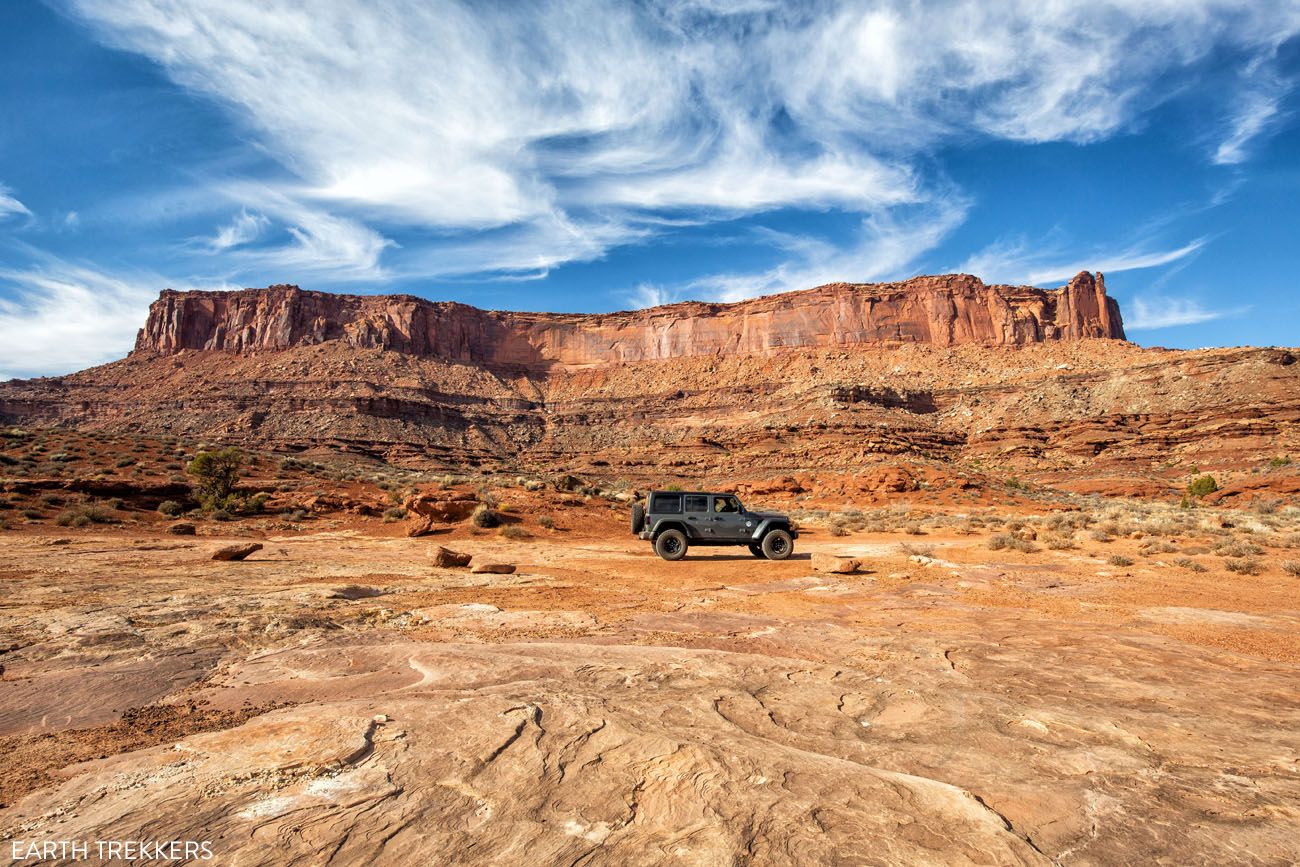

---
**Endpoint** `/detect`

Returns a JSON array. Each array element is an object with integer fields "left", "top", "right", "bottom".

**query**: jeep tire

[
  {"left": 760, "top": 528, "right": 793, "bottom": 560},
  {"left": 630, "top": 503, "right": 645, "bottom": 534},
  {"left": 655, "top": 529, "right": 688, "bottom": 561},
  {"left": 748, "top": 544, "right": 764, "bottom": 558}
]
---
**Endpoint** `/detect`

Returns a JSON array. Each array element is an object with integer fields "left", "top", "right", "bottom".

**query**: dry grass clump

[
  {"left": 1045, "top": 535, "right": 1077, "bottom": 550},
  {"left": 1139, "top": 540, "right": 1177, "bottom": 556},
  {"left": 988, "top": 533, "right": 1037, "bottom": 553},
  {"left": 1089, "top": 529, "right": 1114, "bottom": 543},
  {"left": 1174, "top": 557, "right": 1208, "bottom": 573},
  {"left": 1280, "top": 560, "right": 1300, "bottom": 577},
  {"left": 498, "top": 524, "right": 529, "bottom": 540},
  {"left": 55, "top": 504, "right": 114, "bottom": 528},
  {"left": 537, "top": 515, "right": 556, "bottom": 530},
  {"left": 1224, "top": 558, "right": 1263, "bottom": 575},
  {"left": 1214, "top": 540, "right": 1263, "bottom": 558},
  {"left": 1107, "top": 554, "right": 1134, "bottom": 567},
  {"left": 898, "top": 542, "right": 936, "bottom": 557}
]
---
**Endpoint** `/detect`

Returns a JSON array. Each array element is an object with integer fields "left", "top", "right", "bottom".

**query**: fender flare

[{"left": 750, "top": 518, "right": 789, "bottom": 541}]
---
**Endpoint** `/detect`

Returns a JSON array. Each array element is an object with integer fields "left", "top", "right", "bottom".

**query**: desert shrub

[
  {"left": 40, "top": 493, "right": 65, "bottom": 507},
  {"left": 477, "top": 489, "right": 500, "bottom": 509},
  {"left": 537, "top": 515, "right": 556, "bottom": 530},
  {"left": 56, "top": 504, "right": 112, "bottom": 527},
  {"left": 21, "top": 508, "right": 43, "bottom": 520},
  {"left": 1045, "top": 535, "right": 1076, "bottom": 550},
  {"left": 1250, "top": 498, "right": 1282, "bottom": 515},
  {"left": 382, "top": 506, "right": 407, "bottom": 523},
  {"left": 210, "top": 509, "right": 232, "bottom": 522},
  {"left": 1280, "top": 560, "right": 1300, "bottom": 577},
  {"left": 1187, "top": 475, "right": 1218, "bottom": 498},
  {"left": 1089, "top": 529, "right": 1113, "bottom": 543},
  {"left": 48, "top": 452, "right": 73, "bottom": 463},
  {"left": 471, "top": 504, "right": 501, "bottom": 528},
  {"left": 899, "top": 542, "right": 936, "bottom": 557},
  {"left": 1215, "top": 540, "right": 1263, "bottom": 558},
  {"left": 1268, "top": 455, "right": 1292, "bottom": 468},
  {"left": 187, "top": 447, "right": 244, "bottom": 510},
  {"left": 287, "top": 508, "right": 308, "bottom": 522},
  {"left": 664, "top": 483, "right": 683, "bottom": 492},
  {"left": 989, "top": 533, "right": 1036, "bottom": 553},
  {"left": 1173, "top": 557, "right": 1208, "bottom": 573},
  {"left": 104, "top": 497, "right": 124, "bottom": 510},
  {"left": 115, "top": 456, "right": 136, "bottom": 468},
  {"left": 0, "top": 454, "right": 17, "bottom": 466},
  {"left": 902, "top": 521, "right": 926, "bottom": 536},
  {"left": 828, "top": 523, "right": 849, "bottom": 537},
  {"left": 1224, "top": 558, "right": 1263, "bottom": 575},
  {"left": 499, "top": 524, "right": 529, "bottom": 540},
  {"left": 158, "top": 500, "right": 184, "bottom": 517},
  {"left": 1107, "top": 554, "right": 1134, "bottom": 567}
]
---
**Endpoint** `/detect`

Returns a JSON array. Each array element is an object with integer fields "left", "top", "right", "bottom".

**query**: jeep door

[
  {"left": 708, "top": 495, "right": 749, "bottom": 541},
  {"left": 682, "top": 493, "right": 709, "bottom": 537}
]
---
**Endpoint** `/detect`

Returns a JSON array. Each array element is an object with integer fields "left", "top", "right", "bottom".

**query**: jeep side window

[
  {"left": 684, "top": 495, "right": 707, "bottom": 512},
  {"left": 651, "top": 493, "right": 682, "bottom": 514},
  {"left": 714, "top": 496, "right": 739, "bottom": 513}
]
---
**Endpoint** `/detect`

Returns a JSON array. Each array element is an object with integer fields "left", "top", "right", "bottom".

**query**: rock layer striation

[{"left": 132, "top": 272, "right": 1125, "bottom": 366}]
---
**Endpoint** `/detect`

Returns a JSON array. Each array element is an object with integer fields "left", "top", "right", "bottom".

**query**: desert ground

[{"left": 1, "top": 428, "right": 1298, "bottom": 865}]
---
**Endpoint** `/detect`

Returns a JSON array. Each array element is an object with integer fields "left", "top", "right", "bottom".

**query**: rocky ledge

[{"left": 133, "top": 271, "right": 1125, "bottom": 368}]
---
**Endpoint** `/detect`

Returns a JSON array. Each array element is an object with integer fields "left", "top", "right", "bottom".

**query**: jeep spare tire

[
  {"left": 630, "top": 503, "right": 645, "bottom": 534},
  {"left": 760, "top": 528, "right": 793, "bottom": 560},
  {"left": 654, "top": 529, "right": 688, "bottom": 561}
]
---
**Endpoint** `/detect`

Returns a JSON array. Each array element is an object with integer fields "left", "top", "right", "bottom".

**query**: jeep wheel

[
  {"left": 748, "top": 544, "right": 764, "bottom": 558},
  {"left": 654, "top": 529, "right": 688, "bottom": 561},
  {"left": 760, "top": 529, "right": 793, "bottom": 560},
  {"left": 630, "top": 503, "right": 645, "bottom": 534}
]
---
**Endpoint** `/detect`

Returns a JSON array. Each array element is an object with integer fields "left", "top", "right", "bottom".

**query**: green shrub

[
  {"left": 1187, "top": 475, "right": 1218, "bottom": 498},
  {"left": 157, "top": 500, "right": 184, "bottom": 517},
  {"left": 187, "top": 447, "right": 244, "bottom": 510},
  {"left": 471, "top": 504, "right": 500, "bottom": 528},
  {"left": 211, "top": 509, "right": 232, "bottom": 522},
  {"left": 1268, "top": 456, "right": 1292, "bottom": 468},
  {"left": 115, "top": 456, "right": 137, "bottom": 468}
]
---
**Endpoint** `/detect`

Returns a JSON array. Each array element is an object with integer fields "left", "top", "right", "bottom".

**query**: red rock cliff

[{"left": 133, "top": 271, "right": 1125, "bottom": 367}]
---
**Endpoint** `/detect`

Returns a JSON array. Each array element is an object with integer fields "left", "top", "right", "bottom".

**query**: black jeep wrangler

[{"left": 631, "top": 491, "right": 797, "bottom": 561}]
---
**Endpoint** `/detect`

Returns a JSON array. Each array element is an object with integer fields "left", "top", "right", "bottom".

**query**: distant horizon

[{"left": 3, "top": 1, "right": 1299, "bottom": 380}]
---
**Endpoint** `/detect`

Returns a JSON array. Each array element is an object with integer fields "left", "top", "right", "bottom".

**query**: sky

[{"left": 2, "top": 0, "right": 1299, "bottom": 381}]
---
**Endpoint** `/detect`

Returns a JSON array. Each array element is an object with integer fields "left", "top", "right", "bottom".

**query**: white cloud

[
  {"left": 0, "top": 184, "right": 31, "bottom": 220},
  {"left": 0, "top": 258, "right": 198, "bottom": 379},
  {"left": 61, "top": 0, "right": 1300, "bottom": 280},
  {"left": 633, "top": 196, "right": 968, "bottom": 305},
  {"left": 207, "top": 209, "right": 269, "bottom": 251},
  {"left": 957, "top": 236, "right": 1208, "bottom": 286},
  {"left": 1126, "top": 296, "right": 1248, "bottom": 330}
]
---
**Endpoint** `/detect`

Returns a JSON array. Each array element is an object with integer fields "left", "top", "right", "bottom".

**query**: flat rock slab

[
  {"left": 470, "top": 562, "right": 515, "bottom": 574},
  {"left": 212, "top": 542, "right": 263, "bottom": 561}
]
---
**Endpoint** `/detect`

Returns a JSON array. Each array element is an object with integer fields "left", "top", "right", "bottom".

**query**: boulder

[
  {"left": 325, "top": 585, "right": 386, "bottom": 600},
  {"left": 404, "top": 491, "right": 479, "bottom": 524},
  {"left": 431, "top": 546, "right": 472, "bottom": 568},
  {"left": 168, "top": 522, "right": 196, "bottom": 536},
  {"left": 812, "top": 553, "right": 862, "bottom": 574},
  {"left": 212, "top": 542, "right": 263, "bottom": 562},
  {"left": 470, "top": 563, "right": 516, "bottom": 575}
]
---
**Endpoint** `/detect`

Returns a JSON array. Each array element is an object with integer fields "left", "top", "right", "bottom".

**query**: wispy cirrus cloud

[
  {"left": 0, "top": 184, "right": 31, "bottom": 220},
  {"left": 0, "top": 254, "right": 236, "bottom": 381},
  {"left": 58, "top": 0, "right": 1300, "bottom": 282},
  {"left": 1126, "top": 295, "right": 1249, "bottom": 330},
  {"left": 206, "top": 209, "right": 270, "bottom": 251},
  {"left": 956, "top": 235, "right": 1209, "bottom": 287}
]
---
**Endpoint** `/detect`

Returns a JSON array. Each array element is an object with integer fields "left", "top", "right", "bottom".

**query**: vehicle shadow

[{"left": 682, "top": 552, "right": 813, "bottom": 561}]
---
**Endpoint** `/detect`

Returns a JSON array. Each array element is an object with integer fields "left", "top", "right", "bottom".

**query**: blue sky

[{"left": 1, "top": 0, "right": 1299, "bottom": 380}]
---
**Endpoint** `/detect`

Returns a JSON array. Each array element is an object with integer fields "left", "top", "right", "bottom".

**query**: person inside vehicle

[{"left": 715, "top": 496, "right": 740, "bottom": 513}]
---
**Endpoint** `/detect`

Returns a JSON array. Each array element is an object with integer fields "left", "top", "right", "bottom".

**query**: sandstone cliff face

[{"left": 132, "top": 272, "right": 1125, "bottom": 367}]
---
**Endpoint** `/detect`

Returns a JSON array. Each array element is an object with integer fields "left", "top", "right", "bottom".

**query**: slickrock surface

[{"left": 2, "top": 507, "right": 1297, "bottom": 864}]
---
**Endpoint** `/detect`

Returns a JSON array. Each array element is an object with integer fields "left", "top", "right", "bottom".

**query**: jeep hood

[{"left": 746, "top": 510, "right": 788, "bottom": 521}]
